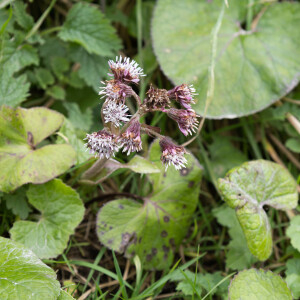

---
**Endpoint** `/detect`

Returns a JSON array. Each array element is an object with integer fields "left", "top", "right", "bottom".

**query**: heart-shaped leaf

[
  {"left": 96, "top": 140, "right": 202, "bottom": 270},
  {"left": 0, "top": 106, "right": 76, "bottom": 192},
  {"left": 229, "top": 269, "right": 292, "bottom": 300},
  {"left": 10, "top": 179, "right": 84, "bottom": 259},
  {"left": 218, "top": 160, "right": 298, "bottom": 260},
  {"left": 0, "top": 237, "right": 61, "bottom": 300},
  {"left": 152, "top": 0, "right": 300, "bottom": 118}
]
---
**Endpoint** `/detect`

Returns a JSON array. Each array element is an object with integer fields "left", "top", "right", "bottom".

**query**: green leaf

[
  {"left": 59, "top": 2, "right": 121, "bottom": 56},
  {"left": 286, "top": 216, "right": 300, "bottom": 253},
  {"left": 0, "top": 39, "right": 39, "bottom": 74},
  {"left": 218, "top": 160, "right": 298, "bottom": 260},
  {"left": 285, "top": 138, "right": 300, "bottom": 153},
  {"left": 213, "top": 205, "right": 257, "bottom": 270},
  {"left": 0, "top": 237, "right": 61, "bottom": 300},
  {"left": 69, "top": 45, "right": 108, "bottom": 92},
  {"left": 0, "top": 67, "right": 30, "bottom": 106},
  {"left": 152, "top": 1, "right": 300, "bottom": 118},
  {"left": 10, "top": 179, "right": 84, "bottom": 259},
  {"left": 229, "top": 269, "right": 292, "bottom": 300},
  {"left": 0, "top": 106, "right": 76, "bottom": 192},
  {"left": 46, "top": 85, "right": 66, "bottom": 101},
  {"left": 56, "top": 119, "right": 90, "bottom": 165},
  {"left": 285, "top": 258, "right": 300, "bottom": 299},
  {"left": 13, "top": 0, "right": 34, "bottom": 31},
  {"left": 34, "top": 68, "right": 55, "bottom": 89},
  {"left": 50, "top": 56, "right": 70, "bottom": 80},
  {"left": 4, "top": 187, "right": 32, "bottom": 219},
  {"left": 170, "top": 269, "right": 229, "bottom": 297},
  {"left": 63, "top": 101, "right": 93, "bottom": 132},
  {"left": 96, "top": 140, "right": 202, "bottom": 270}
]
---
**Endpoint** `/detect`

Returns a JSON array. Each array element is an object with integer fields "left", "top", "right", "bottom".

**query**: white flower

[
  {"left": 84, "top": 130, "right": 119, "bottom": 159},
  {"left": 103, "top": 100, "right": 130, "bottom": 127},
  {"left": 159, "top": 138, "right": 188, "bottom": 171},
  {"left": 108, "top": 56, "right": 145, "bottom": 83}
]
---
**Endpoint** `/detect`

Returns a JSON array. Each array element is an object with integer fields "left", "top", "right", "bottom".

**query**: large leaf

[
  {"left": 96, "top": 140, "right": 202, "bottom": 270},
  {"left": 218, "top": 160, "right": 298, "bottom": 260},
  {"left": 152, "top": 0, "right": 300, "bottom": 118},
  {"left": 228, "top": 269, "right": 292, "bottom": 300},
  {"left": 0, "top": 237, "right": 60, "bottom": 300},
  {"left": 0, "top": 106, "right": 76, "bottom": 192},
  {"left": 59, "top": 2, "right": 121, "bottom": 56},
  {"left": 10, "top": 179, "right": 84, "bottom": 259}
]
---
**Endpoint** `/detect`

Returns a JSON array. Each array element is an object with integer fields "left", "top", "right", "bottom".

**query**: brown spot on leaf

[
  {"left": 163, "top": 245, "right": 170, "bottom": 253},
  {"left": 169, "top": 238, "right": 175, "bottom": 247},
  {"left": 151, "top": 248, "right": 158, "bottom": 255},
  {"left": 107, "top": 239, "right": 113, "bottom": 244},
  {"left": 188, "top": 181, "right": 195, "bottom": 188},
  {"left": 119, "top": 204, "right": 124, "bottom": 209},
  {"left": 161, "top": 230, "right": 168, "bottom": 238},
  {"left": 163, "top": 216, "right": 170, "bottom": 223}
]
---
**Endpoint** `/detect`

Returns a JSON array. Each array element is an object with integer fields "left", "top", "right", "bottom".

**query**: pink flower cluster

[{"left": 85, "top": 56, "right": 199, "bottom": 170}]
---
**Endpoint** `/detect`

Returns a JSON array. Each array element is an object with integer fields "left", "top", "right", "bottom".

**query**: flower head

[
  {"left": 159, "top": 137, "right": 188, "bottom": 171},
  {"left": 103, "top": 100, "right": 130, "bottom": 127},
  {"left": 168, "top": 84, "right": 197, "bottom": 109},
  {"left": 99, "top": 80, "right": 132, "bottom": 103},
  {"left": 166, "top": 108, "right": 199, "bottom": 136},
  {"left": 84, "top": 130, "right": 119, "bottom": 159},
  {"left": 108, "top": 56, "right": 145, "bottom": 84},
  {"left": 118, "top": 120, "right": 142, "bottom": 155},
  {"left": 144, "top": 84, "right": 171, "bottom": 110}
]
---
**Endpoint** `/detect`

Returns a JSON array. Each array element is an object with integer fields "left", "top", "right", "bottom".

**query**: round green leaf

[
  {"left": 229, "top": 269, "right": 292, "bottom": 300},
  {"left": 96, "top": 140, "right": 202, "bottom": 270},
  {"left": 0, "top": 237, "right": 60, "bottom": 300},
  {"left": 0, "top": 106, "right": 76, "bottom": 192},
  {"left": 10, "top": 179, "right": 84, "bottom": 259},
  {"left": 152, "top": 0, "right": 300, "bottom": 118},
  {"left": 218, "top": 160, "right": 297, "bottom": 260}
]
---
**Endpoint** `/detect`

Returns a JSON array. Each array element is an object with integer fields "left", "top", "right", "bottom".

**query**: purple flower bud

[
  {"left": 168, "top": 84, "right": 197, "bottom": 109},
  {"left": 166, "top": 108, "right": 199, "bottom": 136},
  {"left": 84, "top": 129, "right": 120, "bottom": 159},
  {"left": 159, "top": 137, "right": 188, "bottom": 171},
  {"left": 99, "top": 80, "right": 133, "bottom": 103},
  {"left": 118, "top": 120, "right": 142, "bottom": 155},
  {"left": 108, "top": 56, "right": 145, "bottom": 84}
]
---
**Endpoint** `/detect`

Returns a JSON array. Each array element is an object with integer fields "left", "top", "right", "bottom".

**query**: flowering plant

[{"left": 85, "top": 56, "right": 199, "bottom": 171}]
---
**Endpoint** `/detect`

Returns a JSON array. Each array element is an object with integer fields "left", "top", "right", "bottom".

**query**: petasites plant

[
  {"left": 83, "top": 55, "right": 199, "bottom": 178},
  {"left": 0, "top": 106, "right": 76, "bottom": 192},
  {"left": 152, "top": 0, "right": 300, "bottom": 118},
  {"left": 81, "top": 56, "right": 202, "bottom": 269},
  {"left": 218, "top": 160, "right": 298, "bottom": 260},
  {"left": 229, "top": 268, "right": 292, "bottom": 300},
  {"left": 10, "top": 179, "right": 84, "bottom": 259},
  {"left": 0, "top": 237, "right": 75, "bottom": 300}
]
